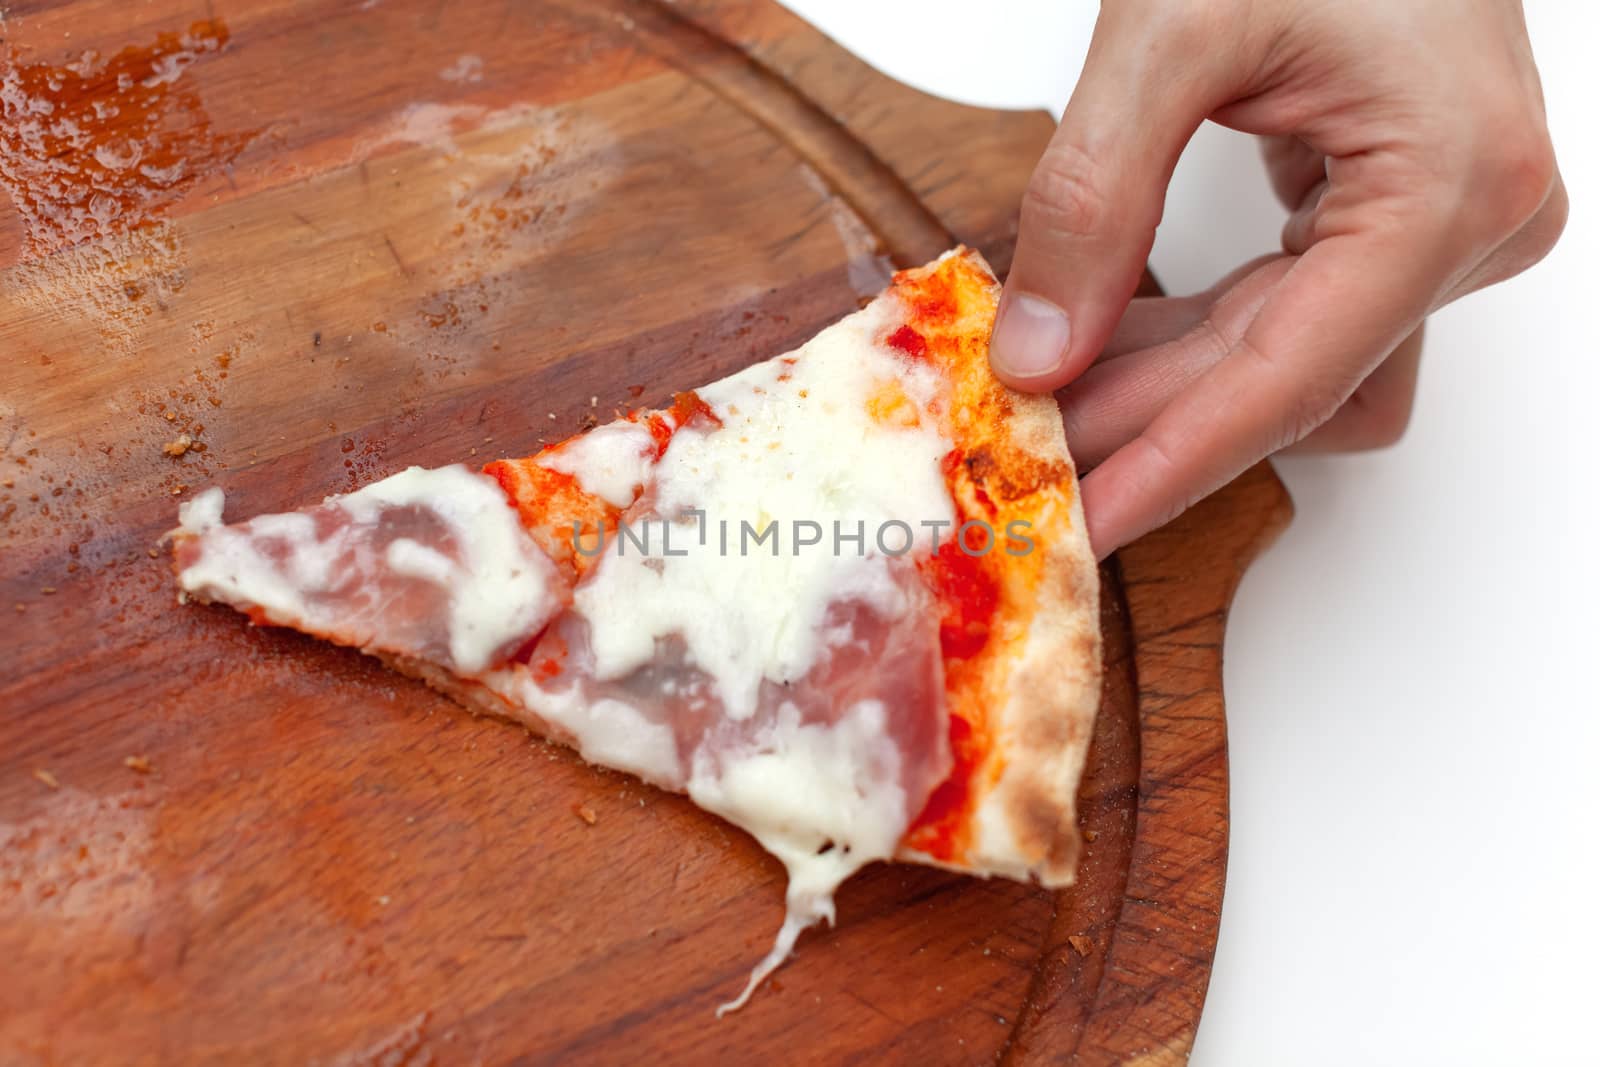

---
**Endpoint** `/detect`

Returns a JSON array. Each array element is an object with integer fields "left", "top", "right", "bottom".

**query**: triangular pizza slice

[{"left": 171, "top": 248, "right": 1101, "bottom": 1011}]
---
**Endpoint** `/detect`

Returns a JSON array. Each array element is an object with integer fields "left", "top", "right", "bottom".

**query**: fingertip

[
  {"left": 1083, "top": 498, "right": 1120, "bottom": 563},
  {"left": 988, "top": 290, "right": 1075, "bottom": 391},
  {"left": 1079, "top": 460, "right": 1153, "bottom": 562}
]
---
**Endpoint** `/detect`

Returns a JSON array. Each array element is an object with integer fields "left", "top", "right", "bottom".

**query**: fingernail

[{"left": 990, "top": 293, "right": 1071, "bottom": 381}]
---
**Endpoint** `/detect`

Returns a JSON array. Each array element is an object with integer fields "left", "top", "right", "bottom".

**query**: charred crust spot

[
  {"left": 1047, "top": 820, "right": 1082, "bottom": 872},
  {"left": 1073, "top": 626, "right": 1099, "bottom": 671},
  {"left": 963, "top": 445, "right": 1001, "bottom": 486},
  {"left": 963, "top": 445, "right": 1071, "bottom": 503},
  {"left": 1012, "top": 777, "right": 1080, "bottom": 872}
]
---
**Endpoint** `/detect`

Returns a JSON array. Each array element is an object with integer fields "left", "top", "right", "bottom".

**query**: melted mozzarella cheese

[
  {"left": 574, "top": 541, "right": 913, "bottom": 723},
  {"left": 176, "top": 466, "right": 563, "bottom": 674},
  {"left": 574, "top": 299, "right": 954, "bottom": 719},
  {"left": 178, "top": 486, "right": 225, "bottom": 532},
  {"left": 536, "top": 420, "right": 656, "bottom": 507},
  {"left": 483, "top": 668, "right": 685, "bottom": 788}
]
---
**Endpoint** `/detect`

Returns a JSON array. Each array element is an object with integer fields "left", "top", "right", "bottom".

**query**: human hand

[{"left": 987, "top": 0, "right": 1567, "bottom": 557}]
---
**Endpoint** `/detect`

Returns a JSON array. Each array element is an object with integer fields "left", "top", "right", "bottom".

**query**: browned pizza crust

[
  {"left": 888, "top": 249, "right": 1101, "bottom": 888},
  {"left": 977, "top": 386, "right": 1099, "bottom": 887}
]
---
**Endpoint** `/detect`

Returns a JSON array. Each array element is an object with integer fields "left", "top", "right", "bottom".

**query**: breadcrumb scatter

[
  {"left": 40, "top": 586, "right": 56, "bottom": 595},
  {"left": 574, "top": 803, "right": 598, "bottom": 826},
  {"left": 162, "top": 433, "right": 193, "bottom": 457},
  {"left": 1067, "top": 934, "right": 1094, "bottom": 957},
  {"left": 124, "top": 755, "right": 152, "bottom": 773},
  {"left": 1083, "top": 829, "right": 1098, "bottom": 842},
  {"left": 33, "top": 768, "right": 60, "bottom": 789}
]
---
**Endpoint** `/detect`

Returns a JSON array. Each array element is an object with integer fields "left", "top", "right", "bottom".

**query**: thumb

[{"left": 989, "top": 10, "right": 1220, "bottom": 392}]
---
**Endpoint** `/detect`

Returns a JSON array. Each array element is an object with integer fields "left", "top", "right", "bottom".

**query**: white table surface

[{"left": 780, "top": 3, "right": 1600, "bottom": 1063}]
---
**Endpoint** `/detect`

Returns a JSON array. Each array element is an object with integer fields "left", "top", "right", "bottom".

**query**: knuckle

[
  {"left": 1517, "top": 176, "right": 1569, "bottom": 271},
  {"left": 1101, "top": 0, "right": 1197, "bottom": 49},
  {"left": 1127, "top": 435, "right": 1198, "bottom": 529},
  {"left": 1022, "top": 145, "right": 1118, "bottom": 242},
  {"left": 1138, "top": 0, "right": 1214, "bottom": 51},
  {"left": 1281, "top": 382, "right": 1348, "bottom": 449},
  {"left": 1235, "top": 336, "right": 1347, "bottom": 450},
  {"left": 1477, "top": 122, "right": 1558, "bottom": 234},
  {"left": 1352, "top": 391, "right": 1414, "bottom": 449},
  {"left": 1280, "top": 208, "right": 1315, "bottom": 255},
  {"left": 1472, "top": 177, "right": 1568, "bottom": 290}
]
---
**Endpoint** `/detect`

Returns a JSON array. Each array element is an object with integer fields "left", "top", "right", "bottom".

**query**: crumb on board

[
  {"left": 162, "top": 433, "right": 193, "bottom": 458},
  {"left": 148, "top": 547, "right": 160, "bottom": 558},
  {"left": 1083, "top": 829, "right": 1098, "bottom": 842},
  {"left": 40, "top": 586, "right": 56, "bottom": 595},
  {"left": 573, "top": 803, "right": 598, "bottom": 826},
  {"left": 579, "top": 414, "right": 597, "bottom": 431},
  {"left": 547, "top": 412, "right": 557, "bottom": 421},
  {"left": 33, "top": 768, "right": 59, "bottom": 789},
  {"left": 124, "top": 755, "right": 152, "bottom": 774},
  {"left": 1067, "top": 934, "right": 1094, "bottom": 958},
  {"left": 171, "top": 485, "right": 187, "bottom": 496},
  {"left": 589, "top": 395, "right": 598, "bottom": 407}
]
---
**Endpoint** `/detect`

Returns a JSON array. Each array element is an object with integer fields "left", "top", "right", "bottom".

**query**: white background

[{"left": 781, "top": 3, "right": 1600, "bottom": 1063}]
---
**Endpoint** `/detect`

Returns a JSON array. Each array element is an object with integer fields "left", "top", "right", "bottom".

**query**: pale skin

[{"left": 987, "top": 0, "right": 1568, "bottom": 558}]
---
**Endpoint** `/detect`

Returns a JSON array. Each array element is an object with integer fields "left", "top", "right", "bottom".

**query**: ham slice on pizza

[{"left": 172, "top": 248, "right": 1101, "bottom": 1011}]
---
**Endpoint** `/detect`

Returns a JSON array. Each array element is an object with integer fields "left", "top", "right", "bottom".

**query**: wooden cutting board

[{"left": 0, "top": 2, "right": 1292, "bottom": 1063}]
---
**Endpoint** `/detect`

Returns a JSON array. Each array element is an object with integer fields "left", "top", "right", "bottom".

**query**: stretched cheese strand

[
  {"left": 689, "top": 699, "right": 914, "bottom": 1016},
  {"left": 713, "top": 865, "right": 842, "bottom": 1018}
]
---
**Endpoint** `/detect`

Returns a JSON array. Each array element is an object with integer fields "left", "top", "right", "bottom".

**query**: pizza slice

[{"left": 171, "top": 248, "right": 1101, "bottom": 1011}]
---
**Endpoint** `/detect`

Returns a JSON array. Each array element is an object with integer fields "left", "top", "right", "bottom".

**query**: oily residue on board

[
  {"left": 355, "top": 101, "right": 618, "bottom": 382},
  {"left": 793, "top": 163, "right": 894, "bottom": 299},
  {"left": 0, "top": 19, "right": 253, "bottom": 255}
]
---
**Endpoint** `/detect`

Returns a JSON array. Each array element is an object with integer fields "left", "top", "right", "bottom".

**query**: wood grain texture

[{"left": 0, "top": 1, "right": 1292, "bottom": 1062}]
